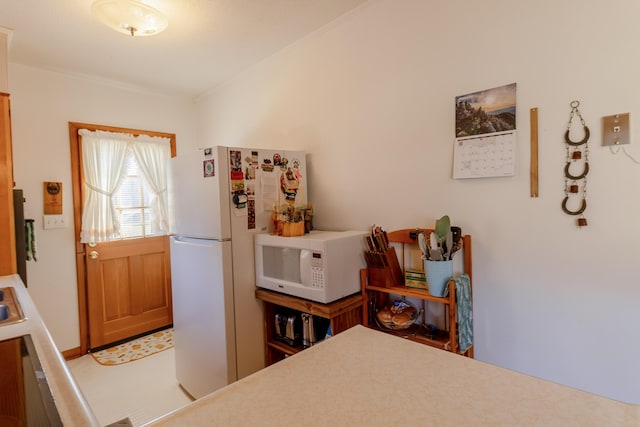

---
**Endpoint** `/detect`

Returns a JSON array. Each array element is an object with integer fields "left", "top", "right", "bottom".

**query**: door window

[
  {"left": 78, "top": 129, "right": 171, "bottom": 243},
  {"left": 113, "top": 152, "right": 160, "bottom": 239}
]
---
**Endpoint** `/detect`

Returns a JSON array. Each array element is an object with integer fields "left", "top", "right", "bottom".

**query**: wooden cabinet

[
  {"left": 0, "top": 93, "right": 16, "bottom": 277},
  {"left": 360, "top": 228, "right": 473, "bottom": 357},
  {"left": 0, "top": 337, "right": 26, "bottom": 426},
  {"left": 255, "top": 288, "right": 362, "bottom": 366}
]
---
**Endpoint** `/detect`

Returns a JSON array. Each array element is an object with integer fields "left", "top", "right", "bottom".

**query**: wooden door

[
  {"left": 85, "top": 236, "right": 172, "bottom": 348},
  {"left": 69, "top": 122, "right": 176, "bottom": 354}
]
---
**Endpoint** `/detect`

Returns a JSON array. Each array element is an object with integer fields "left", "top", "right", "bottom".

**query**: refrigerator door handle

[
  {"left": 174, "top": 235, "right": 204, "bottom": 246},
  {"left": 173, "top": 236, "right": 229, "bottom": 246}
]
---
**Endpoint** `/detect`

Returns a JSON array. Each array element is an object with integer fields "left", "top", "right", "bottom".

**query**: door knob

[
  {"left": 89, "top": 251, "right": 99, "bottom": 259},
  {"left": 88, "top": 242, "right": 97, "bottom": 248}
]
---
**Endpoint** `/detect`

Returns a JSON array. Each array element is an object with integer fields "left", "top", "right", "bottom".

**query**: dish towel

[
  {"left": 25, "top": 219, "right": 37, "bottom": 262},
  {"left": 454, "top": 274, "right": 472, "bottom": 353}
]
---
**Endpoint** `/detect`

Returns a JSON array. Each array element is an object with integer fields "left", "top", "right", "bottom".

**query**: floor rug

[{"left": 91, "top": 328, "right": 173, "bottom": 366}]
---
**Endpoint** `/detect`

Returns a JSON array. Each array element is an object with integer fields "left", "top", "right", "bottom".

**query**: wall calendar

[
  {"left": 453, "top": 83, "right": 517, "bottom": 179},
  {"left": 453, "top": 131, "right": 516, "bottom": 179}
]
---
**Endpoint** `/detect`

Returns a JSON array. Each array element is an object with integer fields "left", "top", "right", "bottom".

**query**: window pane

[
  {"left": 116, "top": 178, "right": 142, "bottom": 208},
  {"left": 141, "top": 179, "right": 153, "bottom": 206},
  {"left": 120, "top": 209, "right": 144, "bottom": 238},
  {"left": 111, "top": 151, "right": 166, "bottom": 240},
  {"left": 114, "top": 153, "right": 145, "bottom": 238},
  {"left": 124, "top": 155, "right": 137, "bottom": 175}
]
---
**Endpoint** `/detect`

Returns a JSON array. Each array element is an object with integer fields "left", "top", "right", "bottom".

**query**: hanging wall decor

[
  {"left": 453, "top": 83, "right": 517, "bottom": 179},
  {"left": 562, "top": 100, "right": 589, "bottom": 227}
]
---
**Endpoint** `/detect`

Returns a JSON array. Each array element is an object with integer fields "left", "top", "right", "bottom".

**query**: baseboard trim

[{"left": 61, "top": 346, "right": 83, "bottom": 361}]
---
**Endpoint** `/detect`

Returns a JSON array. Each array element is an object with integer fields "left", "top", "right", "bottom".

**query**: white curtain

[
  {"left": 79, "top": 129, "right": 171, "bottom": 243},
  {"left": 131, "top": 137, "right": 171, "bottom": 234}
]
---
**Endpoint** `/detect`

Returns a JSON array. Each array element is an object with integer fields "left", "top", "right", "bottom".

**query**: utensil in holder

[{"left": 366, "top": 246, "right": 403, "bottom": 287}]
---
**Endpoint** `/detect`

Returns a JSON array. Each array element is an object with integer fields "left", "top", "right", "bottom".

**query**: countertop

[
  {"left": 147, "top": 324, "right": 638, "bottom": 426},
  {"left": 0, "top": 274, "right": 99, "bottom": 427}
]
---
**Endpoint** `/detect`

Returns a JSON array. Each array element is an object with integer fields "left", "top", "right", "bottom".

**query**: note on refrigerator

[{"left": 261, "top": 173, "right": 278, "bottom": 210}]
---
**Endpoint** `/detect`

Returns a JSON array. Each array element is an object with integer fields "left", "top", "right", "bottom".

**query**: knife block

[{"left": 367, "top": 247, "right": 403, "bottom": 288}]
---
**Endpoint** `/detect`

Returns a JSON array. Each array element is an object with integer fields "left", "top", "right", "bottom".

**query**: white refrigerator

[{"left": 168, "top": 145, "right": 307, "bottom": 399}]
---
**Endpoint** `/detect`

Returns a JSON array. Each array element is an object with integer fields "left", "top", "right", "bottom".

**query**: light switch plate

[
  {"left": 602, "top": 113, "right": 630, "bottom": 146},
  {"left": 43, "top": 214, "right": 67, "bottom": 229}
]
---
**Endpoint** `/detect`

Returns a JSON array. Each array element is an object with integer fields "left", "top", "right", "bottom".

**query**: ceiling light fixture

[{"left": 91, "top": 0, "right": 168, "bottom": 37}]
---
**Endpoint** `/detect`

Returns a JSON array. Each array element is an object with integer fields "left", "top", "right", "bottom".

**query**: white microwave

[{"left": 255, "top": 230, "right": 367, "bottom": 303}]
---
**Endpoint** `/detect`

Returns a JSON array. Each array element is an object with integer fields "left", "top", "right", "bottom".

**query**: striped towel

[
  {"left": 454, "top": 274, "right": 472, "bottom": 353},
  {"left": 25, "top": 219, "right": 37, "bottom": 262}
]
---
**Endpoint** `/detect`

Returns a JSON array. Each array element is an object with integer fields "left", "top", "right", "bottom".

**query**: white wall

[
  {"left": 8, "top": 63, "right": 197, "bottom": 351},
  {"left": 195, "top": 0, "right": 640, "bottom": 403}
]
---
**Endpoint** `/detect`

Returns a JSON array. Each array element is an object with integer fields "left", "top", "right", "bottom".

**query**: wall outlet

[
  {"left": 602, "top": 113, "right": 630, "bottom": 146},
  {"left": 43, "top": 214, "right": 67, "bottom": 229}
]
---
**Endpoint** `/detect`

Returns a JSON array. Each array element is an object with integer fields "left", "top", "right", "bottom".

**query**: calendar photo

[{"left": 455, "top": 83, "right": 516, "bottom": 138}]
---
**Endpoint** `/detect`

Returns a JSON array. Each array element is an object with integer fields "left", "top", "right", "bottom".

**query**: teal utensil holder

[{"left": 424, "top": 260, "right": 453, "bottom": 297}]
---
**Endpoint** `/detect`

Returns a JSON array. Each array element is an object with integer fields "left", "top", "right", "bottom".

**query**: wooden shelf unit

[
  {"left": 255, "top": 288, "right": 363, "bottom": 365},
  {"left": 361, "top": 228, "right": 473, "bottom": 357}
]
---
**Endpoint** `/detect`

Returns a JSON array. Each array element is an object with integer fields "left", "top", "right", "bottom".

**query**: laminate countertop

[
  {"left": 0, "top": 274, "right": 99, "bottom": 427},
  {"left": 147, "top": 324, "right": 637, "bottom": 426}
]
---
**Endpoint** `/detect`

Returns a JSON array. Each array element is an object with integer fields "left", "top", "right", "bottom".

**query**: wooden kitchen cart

[
  {"left": 255, "top": 288, "right": 362, "bottom": 366},
  {"left": 360, "top": 228, "right": 473, "bottom": 357}
]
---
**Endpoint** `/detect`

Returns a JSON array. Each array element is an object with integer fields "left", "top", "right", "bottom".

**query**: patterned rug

[{"left": 91, "top": 328, "right": 173, "bottom": 366}]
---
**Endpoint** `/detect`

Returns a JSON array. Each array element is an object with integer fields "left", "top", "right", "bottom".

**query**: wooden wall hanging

[
  {"left": 43, "top": 181, "right": 62, "bottom": 215},
  {"left": 562, "top": 101, "right": 589, "bottom": 227}
]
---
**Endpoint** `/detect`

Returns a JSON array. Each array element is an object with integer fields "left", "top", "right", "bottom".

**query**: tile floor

[{"left": 66, "top": 348, "right": 193, "bottom": 426}]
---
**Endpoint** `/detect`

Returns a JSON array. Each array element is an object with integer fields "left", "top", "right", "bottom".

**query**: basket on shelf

[{"left": 375, "top": 299, "right": 420, "bottom": 330}]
